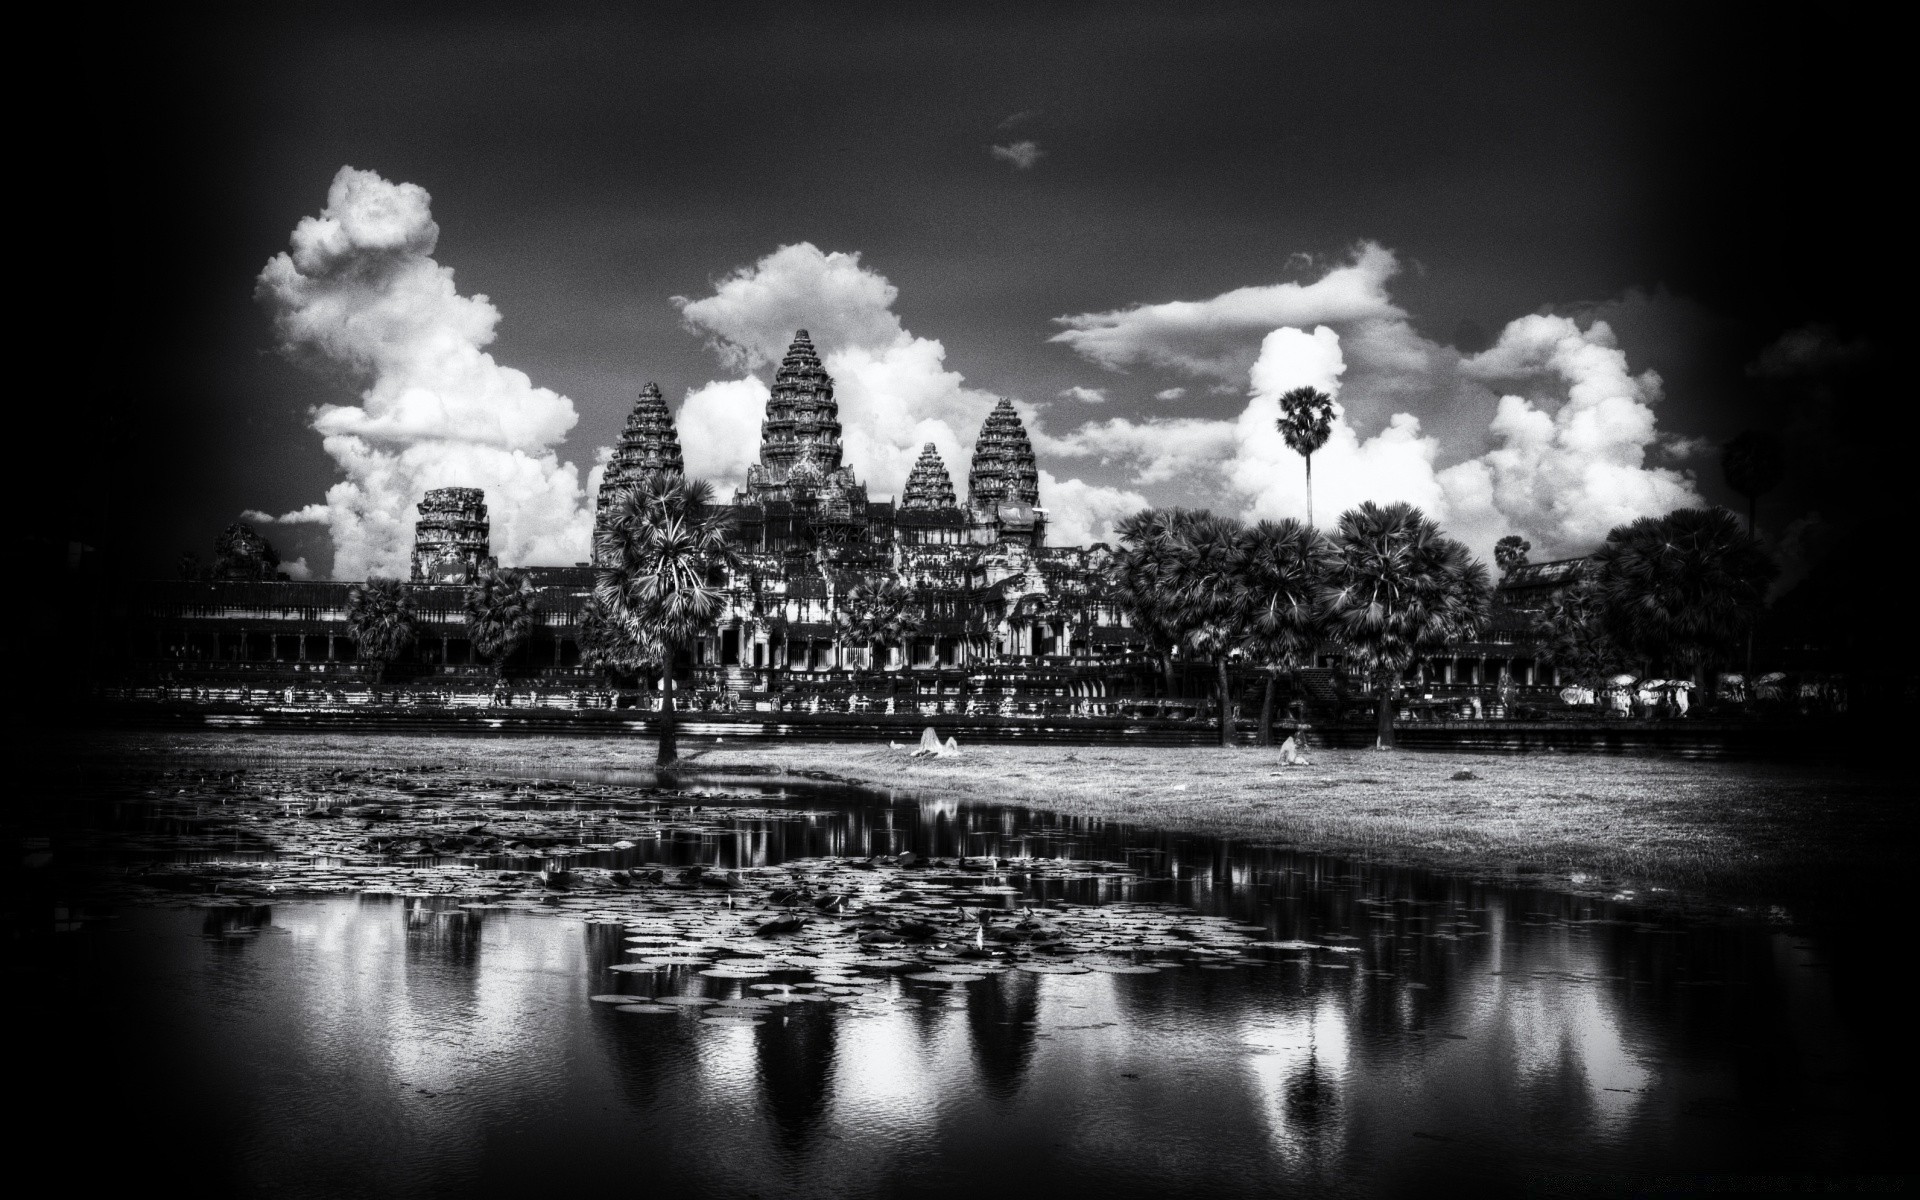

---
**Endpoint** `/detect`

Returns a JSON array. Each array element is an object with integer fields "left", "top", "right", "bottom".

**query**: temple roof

[
  {"left": 755, "top": 330, "right": 845, "bottom": 486},
  {"left": 967, "top": 399, "right": 1040, "bottom": 508},
  {"left": 597, "top": 383, "right": 684, "bottom": 502},
  {"left": 901, "top": 442, "right": 957, "bottom": 509}
]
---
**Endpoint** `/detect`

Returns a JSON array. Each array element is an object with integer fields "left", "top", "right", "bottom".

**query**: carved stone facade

[
  {"left": 901, "top": 443, "right": 957, "bottom": 509},
  {"left": 593, "top": 382, "right": 686, "bottom": 566},
  {"left": 411, "top": 487, "right": 494, "bottom": 584},
  {"left": 966, "top": 398, "right": 1045, "bottom": 547},
  {"left": 737, "top": 330, "right": 872, "bottom": 544}
]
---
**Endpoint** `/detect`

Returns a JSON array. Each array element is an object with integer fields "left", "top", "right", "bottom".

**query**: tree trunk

[
  {"left": 1258, "top": 675, "right": 1276, "bottom": 746},
  {"left": 1375, "top": 674, "right": 1396, "bottom": 750},
  {"left": 657, "top": 641, "right": 679, "bottom": 767},
  {"left": 1163, "top": 651, "right": 1177, "bottom": 698},
  {"left": 1218, "top": 658, "right": 1234, "bottom": 748},
  {"left": 1305, "top": 455, "right": 1314, "bottom": 529}
]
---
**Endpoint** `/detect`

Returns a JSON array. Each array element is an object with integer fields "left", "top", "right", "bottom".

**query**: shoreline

[{"left": 62, "top": 729, "right": 1906, "bottom": 916}]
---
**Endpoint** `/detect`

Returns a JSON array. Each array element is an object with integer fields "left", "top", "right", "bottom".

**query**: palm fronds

[{"left": 344, "top": 578, "right": 416, "bottom": 664}]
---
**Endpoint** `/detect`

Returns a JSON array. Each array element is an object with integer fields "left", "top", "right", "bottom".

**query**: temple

[{"left": 108, "top": 330, "right": 1590, "bottom": 724}]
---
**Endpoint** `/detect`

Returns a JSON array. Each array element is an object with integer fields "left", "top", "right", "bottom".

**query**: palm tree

[
  {"left": 1276, "top": 386, "right": 1335, "bottom": 527},
  {"left": 1721, "top": 430, "right": 1785, "bottom": 533},
  {"left": 578, "top": 592, "right": 660, "bottom": 683},
  {"left": 1239, "top": 518, "right": 1336, "bottom": 745},
  {"left": 1113, "top": 506, "right": 1228, "bottom": 698},
  {"left": 835, "top": 575, "right": 922, "bottom": 671},
  {"left": 1494, "top": 535, "right": 1531, "bottom": 580},
  {"left": 1531, "top": 575, "right": 1625, "bottom": 697},
  {"left": 595, "top": 470, "right": 741, "bottom": 766},
  {"left": 464, "top": 567, "right": 540, "bottom": 686},
  {"left": 344, "top": 578, "right": 417, "bottom": 680},
  {"left": 1321, "top": 502, "right": 1492, "bottom": 750},
  {"left": 1591, "top": 507, "right": 1777, "bottom": 690},
  {"left": 1113, "top": 507, "right": 1207, "bottom": 697},
  {"left": 1160, "top": 511, "right": 1250, "bottom": 748}
]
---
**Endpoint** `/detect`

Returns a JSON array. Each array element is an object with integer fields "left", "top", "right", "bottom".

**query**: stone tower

[
  {"left": 900, "top": 443, "right": 957, "bottom": 509},
  {"left": 740, "top": 330, "right": 870, "bottom": 540},
  {"left": 593, "top": 382, "right": 685, "bottom": 565},
  {"left": 411, "top": 488, "right": 494, "bottom": 583},
  {"left": 751, "top": 330, "right": 843, "bottom": 488},
  {"left": 967, "top": 399, "right": 1041, "bottom": 508}
]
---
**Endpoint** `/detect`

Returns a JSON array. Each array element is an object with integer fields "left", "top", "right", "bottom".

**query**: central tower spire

[{"left": 755, "top": 330, "right": 843, "bottom": 484}]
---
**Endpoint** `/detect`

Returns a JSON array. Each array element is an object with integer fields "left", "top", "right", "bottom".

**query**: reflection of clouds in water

[
  {"left": 1499, "top": 983, "right": 1651, "bottom": 1129},
  {"left": 1241, "top": 996, "right": 1351, "bottom": 1159},
  {"left": 829, "top": 1002, "right": 953, "bottom": 1126},
  {"left": 276, "top": 899, "right": 591, "bottom": 1174},
  {"left": 693, "top": 1019, "right": 763, "bottom": 1104}
]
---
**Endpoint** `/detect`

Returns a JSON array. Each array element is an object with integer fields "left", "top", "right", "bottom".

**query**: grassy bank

[{"left": 72, "top": 730, "right": 1908, "bottom": 911}]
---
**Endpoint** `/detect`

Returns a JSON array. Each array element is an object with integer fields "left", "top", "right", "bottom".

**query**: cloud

[
  {"left": 1747, "top": 323, "right": 1869, "bottom": 379},
  {"left": 244, "top": 503, "right": 330, "bottom": 526},
  {"left": 676, "top": 377, "right": 769, "bottom": 492},
  {"left": 1154, "top": 387, "right": 1187, "bottom": 401},
  {"left": 990, "top": 140, "right": 1043, "bottom": 170},
  {"left": 1050, "top": 242, "right": 1405, "bottom": 381},
  {"left": 1059, "top": 386, "right": 1108, "bottom": 404},
  {"left": 998, "top": 110, "right": 1039, "bottom": 130},
  {"left": 256, "top": 167, "right": 593, "bottom": 579},
  {"left": 1046, "top": 255, "right": 1705, "bottom": 559},
  {"left": 281, "top": 557, "right": 313, "bottom": 581},
  {"left": 1038, "top": 471, "right": 1147, "bottom": 548},
  {"left": 674, "top": 243, "right": 994, "bottom": 505}
]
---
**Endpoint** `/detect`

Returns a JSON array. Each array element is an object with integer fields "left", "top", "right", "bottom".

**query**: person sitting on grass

[{"left": 1278, "top": 724, "right": 1313, "bottom": 766}]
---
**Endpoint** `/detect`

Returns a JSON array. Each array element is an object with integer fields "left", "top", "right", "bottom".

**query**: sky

[{"left": 58, "top": 2, "right": 1897, "bottom": 585}]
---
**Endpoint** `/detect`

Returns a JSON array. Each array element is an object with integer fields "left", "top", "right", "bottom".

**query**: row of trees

[
  {"left": 1114, "top": 502, "right": 1492, "bottom": 750},
  {"left": 1532, "top": 508, "right": 1776, "bottom": 693},
  {"left": 343, "top": 567, "right": 542, "bottom": 679},
  {"left": 339, "top": 459, "right": 1778, "bottom": 766}
]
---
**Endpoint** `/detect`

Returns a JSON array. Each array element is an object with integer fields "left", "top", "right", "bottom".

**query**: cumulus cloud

[
  {"left": 255, "top": 167, "right": 593, "bottom": 579},
  {"left": 1154, "top": 387, "right": 1187, "bottom": 401},
  {"left": 281, "top": 557, "right": 313, "bottom": 581},
  {"left": 990, "top": 140, "right": 1043, "bottom": 169},
  {"left": 1037, "top": 470, "right": 1147, "bottom": 548},
  {"left": 1045, "top": 253, "right": 1705, "bottom": 560},
  {"left": 1050, "top": 242, "right": 1404, "bottom": 381},
  {"left": 672, "top": 242, "right": 1134, "bottom": 543},
  {"left": 1060, "top": 386, "right": 1108, "bottom": 404},
  {"left": 674, "top": 243, "right": 992, "bottom": 504}
]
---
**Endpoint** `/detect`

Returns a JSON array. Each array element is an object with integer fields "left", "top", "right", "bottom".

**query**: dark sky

[{"left": 56, "top": 1, "right": 1897, "bottom": 575}]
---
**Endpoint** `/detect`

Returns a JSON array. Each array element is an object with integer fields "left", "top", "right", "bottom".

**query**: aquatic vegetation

[{"left": 85, "top": 760, "right": 1387, "bottom": 1016}]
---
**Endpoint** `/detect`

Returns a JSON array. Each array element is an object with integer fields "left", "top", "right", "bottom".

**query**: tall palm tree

[
  {"left": 464, "top": 567, "right": 540, "bottom": 685},
  {"left": 1239, "top": 518, "right": 1336, "bottom": 746},
  {"left": 577, "top": 592, "right": 660, "bottom": 686},
  {"left": 1494, "top": 535, "right": 1531, "bottom": 580},
  {"left": 1160, "top": 511, "right": 1250, "bottom": 748},
  {"left": 1276, "top": 386, "right": 1335, "bottom": 527},
  {"left": 1321, "top": 502, "right": 1492, "bottom": 750},
  {"left": 344, "top": 578, "right": 416, "bottom": 679},
  {"left": 595, "top": 470, "right": 741, "bottom": 766},
  {"left": 1113, "top": 507, "right": 1208, "bottom": 697},
  {"left": 1591, "top": 507, "right": 1776, "bottom": 689},
  {"left": 1721, "top": 430, "right": 1785, "bottom": 534},
  {"left": 835, "top": 575, "right": 922, "bottom": 671}
]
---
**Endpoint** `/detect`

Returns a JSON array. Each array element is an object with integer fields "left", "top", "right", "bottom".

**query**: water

[{"left": 17, "top": 763, "right": 1906, "bottom": 1197}]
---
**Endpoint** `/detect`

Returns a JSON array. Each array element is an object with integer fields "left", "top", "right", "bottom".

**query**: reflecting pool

[{"left": 18, "top": 762, "right": 1906, "bottom": 1198}]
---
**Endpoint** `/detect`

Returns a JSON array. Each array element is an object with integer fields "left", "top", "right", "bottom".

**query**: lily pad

[{"left": 614, "top": 1004, "right": 678, "bottom": 1014}]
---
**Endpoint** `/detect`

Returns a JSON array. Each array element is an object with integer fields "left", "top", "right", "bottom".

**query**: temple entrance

[{"left": 722, "top": 628, "right": 740, "bottom": 666}]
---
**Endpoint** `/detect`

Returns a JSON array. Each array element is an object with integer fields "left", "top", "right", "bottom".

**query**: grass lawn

[{"left": 77, "top": 731, "right": 1908, "bottom": 912}]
